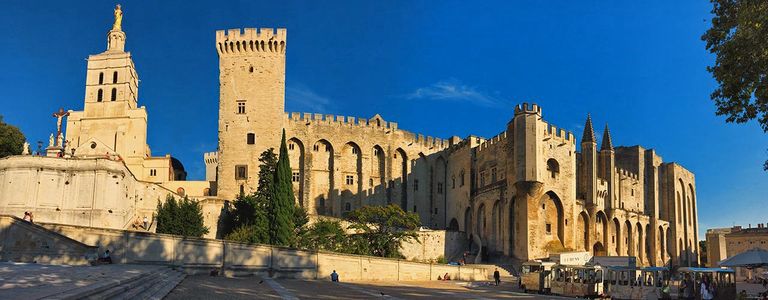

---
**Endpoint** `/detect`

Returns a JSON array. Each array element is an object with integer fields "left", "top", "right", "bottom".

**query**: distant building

[{"left": 707, "top": 224, "right": 768, "bottom": 280}]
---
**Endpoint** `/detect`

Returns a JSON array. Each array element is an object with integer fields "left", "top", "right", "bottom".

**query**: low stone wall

[
  {"left": 0, "top": 215, "right": 97, "bottom": 265},
  {"left": 40, "top": 222, "right": 488, "bottom": 281}
]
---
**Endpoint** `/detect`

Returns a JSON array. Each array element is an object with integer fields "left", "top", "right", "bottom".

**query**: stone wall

[
  {"left": 40, "top": 222, "right": 488, "bottom": 281},
  {"left": 0, "top": 215, "right": 97, "bottom": 265},
  {"left": 0, "top": 156, "right": 172, "bottom": 231}
]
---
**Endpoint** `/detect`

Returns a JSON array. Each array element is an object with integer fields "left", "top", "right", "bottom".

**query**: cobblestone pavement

[{"left": 167, "top": 276, "right": 577, "bottom": 299}]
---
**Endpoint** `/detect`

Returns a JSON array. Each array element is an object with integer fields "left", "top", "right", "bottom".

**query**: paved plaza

[{"left": 166, "top": 275, "right": 576, "bottom": 300}]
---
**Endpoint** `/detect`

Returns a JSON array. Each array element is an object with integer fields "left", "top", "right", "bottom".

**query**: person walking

[{"left": 493, "top": 268, "right": 501, "bottom": 286}]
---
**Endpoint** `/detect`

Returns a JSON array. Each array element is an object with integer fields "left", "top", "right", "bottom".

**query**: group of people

[{"left": 677, "top": 274, "right": 717, "bottom": 300}]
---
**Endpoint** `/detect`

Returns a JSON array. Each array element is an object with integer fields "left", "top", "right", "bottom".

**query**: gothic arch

[
  {"left": 613, "top": 217, "right": 622, "bottom": 255},
  {"left": 464, "top": 207, "right": 472, "bottom": 234},
  {"left": 288, "top": 138, "right": 305, "bottom": 207},
  {"left": 433, "top": 156, "right": 447, "bottom": 228},
  {"left": 624, "top": 220, "right": 634, "bottom": 256},
  {"left": 658, "top": 225, "right": 665, "bottom": 264},
  {"left": 341, "top": 142, "right": 362, "bottom": 211},
  {"left": 577, "top": 211, "right": 590, "bottom": 251},
  {"left": 595, "top": 211, "right": 609, "bottom": 254},
  {"left": 492, "top": 201, "right": 501, "bottom": 250},
  {"left": 370, "top": 145, "right": 386, "bottom": 206},
  {"left": 540, "top": 191, "right": 565, "bottom": 247},
  {"left": 311, "top": 139, "right": 334, "bottom": 215},
  {"left": 448, "top": 218, "right": 459, "bottom": 231},
  {"left": 392, "top": 148, "right": 408, "bottom": 210},
  {"left": 477, "top": 203, "right": 486, "bottom": 240},
  {"left": 411, "top": 152, "right": 429, "bottom": 221},
  {"left": 636, "top": 222, "right": 644, "bottom": 263}
]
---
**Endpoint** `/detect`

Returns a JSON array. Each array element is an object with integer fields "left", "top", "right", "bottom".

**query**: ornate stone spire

[
  {"left": 601, "top": 124, "right": 614, "bottom": 151},
  {"left": 581, "top": 114, "right": 596, "bottom": 144}
]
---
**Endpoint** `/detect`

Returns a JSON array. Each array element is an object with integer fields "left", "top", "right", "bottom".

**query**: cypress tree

[{"left": 269, "top": 129, "right": 295, "bottom": 246}]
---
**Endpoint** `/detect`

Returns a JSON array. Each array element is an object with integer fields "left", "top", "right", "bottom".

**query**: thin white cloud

[
  {"left": 286, "top": 84, "right": 330, "bottom": 112},
  {"left": 405, "top": 79, "right": 503, "bottom": 107}
]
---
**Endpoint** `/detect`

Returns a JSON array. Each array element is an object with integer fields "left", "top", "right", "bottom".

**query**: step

[
  {"left": 147, "top": 270, "right": 186, "bottom": 300},
  {"left": 82, "top": 268, "right": 170, "bottom": 300},
  {"left": 41, "top": 266, "right": 166, "bottom": 300},
  {"left": 133, "top": 270, "right": 182, "bottom": 300},
  {"left": 93, "top": 268, "right": 174, "bottom": 300}
]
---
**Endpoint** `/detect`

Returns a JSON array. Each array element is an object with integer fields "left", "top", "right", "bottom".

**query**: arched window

[
  {"left": 97, "top": 89, "right": 103, "bottom": 102},
  {"left": 247, "top": 133, "right": 255, "bottom": 145},
  {"left": 112, "top": 71, "right": 118, "bottom": 83},
  {"left": 98, "top": 72, "right": 104, "bottom": 84},
  {"left": 110, "top": 88, "right": 117, "bottom": 101},
  {"left": 547, "top": 159, "right": 560, "bottom": 179}
]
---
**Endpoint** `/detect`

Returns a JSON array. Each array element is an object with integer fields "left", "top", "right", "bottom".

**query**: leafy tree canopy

[
  {"left": 156, "top": 194, "right": 209, "bottom": 237},
  {"left": 702, "top": 0, "right": 768, "bottom": 169},
  {"left": 0, "top": 116, "right": 26, "bottom": 158},
  {"left": 345, "top": 204, "right": 420, "bottom": 258}
]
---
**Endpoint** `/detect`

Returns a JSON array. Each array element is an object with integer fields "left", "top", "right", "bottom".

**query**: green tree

[
  {"left": 346, "top": 204, "right": 421, "bottom": 258},
  {"left": 699, "top": 240, "right": 708, "bottom": 266},
  {"left": 269, "top": 129, "right": 295, "bottom": 246},
  {"left": 702, "top": 1, "right": 768, "bottom": 170},
  {"left": 297, "top": 219, "right": 348, "bottom": 252},
  {"left": 156, "top": 195, "right": 209, "bottom": 237},
  {"left": 222, "top": 149, "right": 277, "bottom": 243},
  {"left": 0, "top": 116, "right": 25, "bottom": 158}
]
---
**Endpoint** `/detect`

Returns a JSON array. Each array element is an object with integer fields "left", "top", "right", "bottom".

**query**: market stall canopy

[{"left": 718, "top": 248, "right": 768, "bottom": 268}]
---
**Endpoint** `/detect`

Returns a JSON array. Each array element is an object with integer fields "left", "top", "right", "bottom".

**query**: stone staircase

[{"left": 48, "top": 266, "right": 185, "bottom": 300}]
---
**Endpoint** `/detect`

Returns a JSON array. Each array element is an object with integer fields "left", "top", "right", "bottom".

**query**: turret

[
  {"left": 579, "top": 115, "right": 597, "bottom": 204},
  {"left": 511, "top": 103, "right": 544, "bottom": 183},
  {"left": 599, "top": 124, "right": 615, "bottom": 209}
]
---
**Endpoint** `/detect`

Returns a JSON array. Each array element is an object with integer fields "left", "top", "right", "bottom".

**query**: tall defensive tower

[{"left": 215, "top": 28, "right": 287, "bottom": 199}]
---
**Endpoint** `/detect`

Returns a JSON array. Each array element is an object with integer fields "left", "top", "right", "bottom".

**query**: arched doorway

[
  {"left": 577, "top": 211, "right": 590, "bottom": 251},
  {"left": 593, "top": 242, "right": 606, "bottom": 256},
  {"left": 540, "top": 191, "right": 565, "bottom": 250}
]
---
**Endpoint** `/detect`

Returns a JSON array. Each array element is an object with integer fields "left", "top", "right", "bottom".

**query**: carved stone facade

[{"left": 214, "top": 27, "right": 700, "bottom": 265}]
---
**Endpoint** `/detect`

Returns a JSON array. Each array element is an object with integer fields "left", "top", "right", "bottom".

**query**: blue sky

[{"left": 1, "top": 1, "right": 766, "bottom": 238}]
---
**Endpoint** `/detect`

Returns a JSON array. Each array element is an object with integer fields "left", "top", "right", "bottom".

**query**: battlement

[
  {"left": 615, "top": 167, "right": 639, "bottom": 180},
  {"left": 476, "top": 131, "right": 508, "bottom": 153},
  {"left": 286, "top": 112, "right": 398, "bottom": 130},
  {"left": 513, "top": 102, "right": 542, "bottom": 116},
  {"left": 544, "top": 123, "right": 576, "bottom": 144},
  {"left": 285, "top": 112, "right": 448, "bottom": 150},
  {"left": 204, "top": 152, "right": 218, "bottom": 165},
  {"left": 216, "top": 28, "right": 287, "bottom": 56}
]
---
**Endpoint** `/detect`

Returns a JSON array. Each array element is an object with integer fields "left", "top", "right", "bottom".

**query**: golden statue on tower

[{"left": 112, "top": 4, "right": 123, "bottom": 31}]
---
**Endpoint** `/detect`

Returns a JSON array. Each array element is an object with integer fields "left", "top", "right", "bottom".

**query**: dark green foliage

[
  {"left": 222, "top": 149, "right": 276, "bottom": 243},
  {"left": 297, "top": 219, "right": 347, "bottom": 252},
  {"left": 699, "top": 240, "right": 708, "bottom": 266},
  {"left": 225, "top": 224, "right": 264, "bottom": 244},
  {"left": 702, "top": 0, "right": 768, "bottom": 170},
  {"left": 268, "top": 130, "right": 295, "bottom": 246},
  {"left": 0, "top": 116, "right": 25, "bottom": 158},
  {"left": 156, "top": 195, "right": 209, "bottom": 237},
  {"left": 345, "top": 204, "right": 421, "bottom": 258}
]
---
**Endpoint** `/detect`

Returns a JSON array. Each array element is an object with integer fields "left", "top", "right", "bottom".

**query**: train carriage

[
  {"left": 671, "top": 267, "right": 736, "bottom": 300},
  {"left": 520, "top": 261, "right": 557, "bottom": 293},
  {"left": 551, "top": 265, "right": 607, "bottom": 298}
]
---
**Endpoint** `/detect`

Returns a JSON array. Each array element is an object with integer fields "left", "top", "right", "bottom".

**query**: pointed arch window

[
  {"left": 111, "top": 88, "right": 117, "bottom": 101},
  {"left": 97, "top": 89, "right": 103, "bottom": 102},
  {"left": 112, "top": 71, "right": 118, "bottom": 83},
  {"left": 98, "top": 72, "right": 104, "bottom": 84}
]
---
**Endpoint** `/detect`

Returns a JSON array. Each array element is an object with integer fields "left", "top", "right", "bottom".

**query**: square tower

[{"left": 216, "top": 28, "right": 287, "bottom": 199}]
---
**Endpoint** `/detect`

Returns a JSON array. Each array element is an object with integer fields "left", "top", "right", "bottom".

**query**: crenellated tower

[
  {"left": 511, "top": 103, "right": 543, "bottom": 183},
  {"left": 216, "top": 28, "right": 287, "bottom": 199}
]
